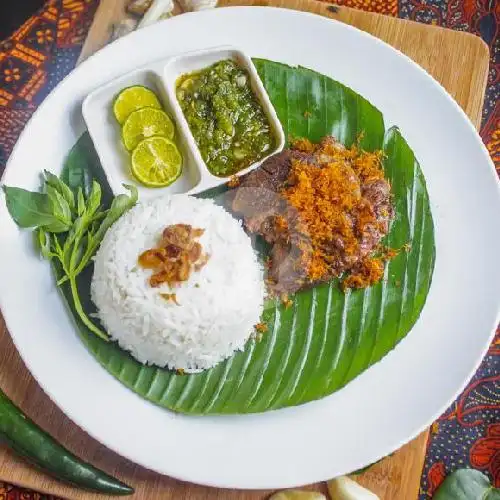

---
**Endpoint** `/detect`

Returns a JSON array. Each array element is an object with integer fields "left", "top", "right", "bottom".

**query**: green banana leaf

[{"left": 58, "top": 59, "right": 435, "bottom": 415}]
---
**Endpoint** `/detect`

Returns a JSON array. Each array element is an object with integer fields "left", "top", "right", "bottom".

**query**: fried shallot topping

[
  {"left": 227, "top": 175, "right": 241, "bottom": 188},
  {"left": 160, "top": 293, "right": 180, "bottom": 305},
  {"left": 138, "top": 224, "right": 209, "bottom": 289},
  {"left": 254, "top": 322, "right": 268, "bottom": 333}
]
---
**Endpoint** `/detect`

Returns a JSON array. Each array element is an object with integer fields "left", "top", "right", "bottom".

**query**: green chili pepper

[{"left": 0, "top": 388, "right": 133, "bottom": 495}]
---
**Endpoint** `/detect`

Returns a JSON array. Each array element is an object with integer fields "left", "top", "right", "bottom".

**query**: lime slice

[
  {"left": 113, "top": 86, "right": 162, "bottom": 124},
  {"left": 122, "top": 107, "right": 175, "bottom": 151},
  {"left": 131, "top": 136, "right": 182, "bottom": 187}
]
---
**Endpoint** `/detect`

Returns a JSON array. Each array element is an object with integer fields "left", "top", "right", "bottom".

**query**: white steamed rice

[{"left": 91, "top": 194, "right": 265, "bottom": 372}]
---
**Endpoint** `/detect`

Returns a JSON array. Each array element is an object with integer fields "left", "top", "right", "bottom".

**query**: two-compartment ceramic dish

[{"left": 82, "top": 46, "right": 286, "bottom": 199}]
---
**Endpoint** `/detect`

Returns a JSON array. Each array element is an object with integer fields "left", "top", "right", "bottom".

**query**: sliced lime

[
  {"left": 113, "top": 86, "right": 162, "bottom": 124},
  {"left": 122, "top": 107, "right": 175, "bottom": 151},
  {"left": 131, "top": 136, "right": 182, "bottom": 187}
]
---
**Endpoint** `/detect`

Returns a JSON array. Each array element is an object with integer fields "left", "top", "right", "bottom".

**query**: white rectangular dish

[
  {"left": 162, "top": 46, "right": 286, "bottom": 192},
  {"left": 82, "top": 68, "right": 201, "bottom": 199},
  {"left": 82, "top": 46, "right": 285, "bottom": 198}
]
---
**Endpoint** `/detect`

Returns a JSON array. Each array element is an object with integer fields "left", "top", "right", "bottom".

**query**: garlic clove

[{"left": 327, "top": 476, "right": 380, "bottom": 500}]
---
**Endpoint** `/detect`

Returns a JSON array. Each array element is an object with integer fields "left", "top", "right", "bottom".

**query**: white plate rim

[{"left": 1, "top": 7, "right": 500, "bottom": 489}]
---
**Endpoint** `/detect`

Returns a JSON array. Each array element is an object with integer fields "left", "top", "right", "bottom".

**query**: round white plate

[{"left": 1, "top": 7, "right": 500, "bottom": 489}]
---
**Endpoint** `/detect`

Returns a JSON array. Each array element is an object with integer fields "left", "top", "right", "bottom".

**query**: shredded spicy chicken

[
  {"left": 283, "top": 138, "right": 393, "bottom": 289},
  {"left": 138, "top": 224, "right": 209, "bottom": 289},
  {"left": 232, "top": 136, "right": 398, "bottom": 294}
]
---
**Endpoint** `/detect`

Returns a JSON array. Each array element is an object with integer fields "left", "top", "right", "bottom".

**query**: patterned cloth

[{"left": 0, "top": 0, "right": 498, "bottom": 499}]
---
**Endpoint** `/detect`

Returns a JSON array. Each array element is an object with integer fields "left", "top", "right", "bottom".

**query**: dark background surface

[{"left": 0, "top": 1, "right": 45, "bottom": 39}]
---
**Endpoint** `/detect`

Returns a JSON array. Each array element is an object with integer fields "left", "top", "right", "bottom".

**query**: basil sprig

[{"left": 3, "top": 171, "right": 137, "bottom": 340}]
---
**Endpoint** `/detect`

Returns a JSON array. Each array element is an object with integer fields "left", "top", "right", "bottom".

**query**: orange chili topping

[{"left": 282, "top": 139, "right": 395, "bottom": 289}]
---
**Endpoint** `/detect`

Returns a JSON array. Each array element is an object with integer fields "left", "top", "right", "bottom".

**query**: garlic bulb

[
  {"left": 327, "top": 477, "right": 380, "bottom": 500},
  {"left": 178, "top": 0, "right": 218, "bottom": 11},
  {"left": 269, "top": 491, "right": 326, "bottom": 500}
]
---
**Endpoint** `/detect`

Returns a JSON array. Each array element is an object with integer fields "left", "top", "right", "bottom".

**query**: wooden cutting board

[{"left": 0, "top": 1, "right": 489, "bottom": 498}]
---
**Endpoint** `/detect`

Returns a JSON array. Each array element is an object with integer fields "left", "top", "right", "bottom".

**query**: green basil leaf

[
  {"left": 86, "top": 181, "right": 102, "bottom": 218},
  {"left": 53, "top": 233, "right": 63, "bottom": 256},
  {"left": 41, "top": 219, "right": 72, "bottom": 233},
  {"left": 434, "top": 469, "right": 500, "bottom": 500},
  {"left": 72, "top": 184, "right": 138, "bottom": 277},
  {"left": 2, "top": 186, "right": 56, "bottom": 228},
  {"left": 90, "top": 210, "right": 106, "bottom": 223},
  {"left": 36, "top": 228, "right": 53, "bottom": 260},
  {"left": 44, "top": 170, "right": 75, "bottom": 212},
  {"left": 96, "top": 184, "right": 137, "bottom": 239},
  {"left": 62, "top": 215, "right": 85, "bottom": 265},
  {"left": 77, "top": 188, "right": 85, "bottom": 217},
  {"left": 46, "top": 185, "right": 72, "bottom": 226},
  {"left": 69, "top": 240, "right": 85, "bottom": 272},
  {"left": 108, "top": 184, "right": 138, "bottom": 217}
]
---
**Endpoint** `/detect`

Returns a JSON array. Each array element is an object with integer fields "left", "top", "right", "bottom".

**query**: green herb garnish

[{"left": 3, "top": 171, "right": 137, "bottom": 340}]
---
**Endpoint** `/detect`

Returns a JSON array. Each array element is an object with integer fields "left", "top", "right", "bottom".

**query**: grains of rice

[{"left": 91, "top": 194, "right": 265, "bottom": 372}]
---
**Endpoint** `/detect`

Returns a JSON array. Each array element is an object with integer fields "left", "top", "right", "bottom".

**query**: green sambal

[{"left": 176, "top": 59, "right": 275, "bottom": 177}]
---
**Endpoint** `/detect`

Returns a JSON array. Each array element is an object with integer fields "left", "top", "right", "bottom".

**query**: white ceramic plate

[{"left": 1, "top": 7, "right": 500, "bottom": 489}]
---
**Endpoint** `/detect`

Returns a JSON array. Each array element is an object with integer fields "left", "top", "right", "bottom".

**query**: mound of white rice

[{"left": 91, "top": 194, "right": 265, "bottom": 372}]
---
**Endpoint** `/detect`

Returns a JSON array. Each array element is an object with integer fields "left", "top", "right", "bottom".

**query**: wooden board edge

[{"left": 77, "top": 0, "right": 128, "bottom": 64}]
